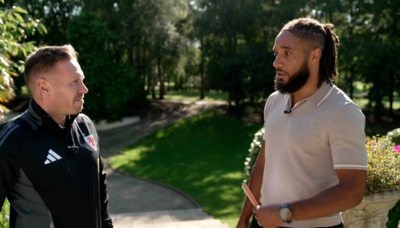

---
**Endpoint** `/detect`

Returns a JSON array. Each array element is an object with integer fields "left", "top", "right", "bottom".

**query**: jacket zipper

[{"left": 68, "top": 129, "right": 93, "bottom": 228}]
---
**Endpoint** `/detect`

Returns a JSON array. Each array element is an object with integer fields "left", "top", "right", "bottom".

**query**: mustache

[{"left": 275, "top": 68, "right": 288, "bottom": 74}]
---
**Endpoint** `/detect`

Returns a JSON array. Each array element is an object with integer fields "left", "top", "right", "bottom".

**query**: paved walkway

[{"left": 97, "top": 100, "right": 230, "bottom": 227}]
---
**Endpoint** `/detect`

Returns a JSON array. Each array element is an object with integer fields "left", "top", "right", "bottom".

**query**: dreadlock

[{"left": 281, "top": 18, "right": 340, "bottom": 86}]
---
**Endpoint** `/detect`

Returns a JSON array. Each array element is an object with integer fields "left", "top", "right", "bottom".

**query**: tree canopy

[{"left": 1, "top": 0, "right": 398, "bottom": 121}]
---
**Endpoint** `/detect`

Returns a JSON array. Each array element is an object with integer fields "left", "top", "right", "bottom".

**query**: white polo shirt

[{"left": 261, "top": 82, "right": 367, "bottom": 227}]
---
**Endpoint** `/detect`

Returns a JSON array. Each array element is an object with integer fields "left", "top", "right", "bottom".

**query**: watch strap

[{"left": 279, "top": 203, "right": 293, "bottom": 223}]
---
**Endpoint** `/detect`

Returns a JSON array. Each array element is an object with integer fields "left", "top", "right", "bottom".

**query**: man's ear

[
  {"left": 310, "top": 48, "right": 322, "bottom": 62},
  {"left": 37, "top": 78, "right": 50, "bottom": 93}
]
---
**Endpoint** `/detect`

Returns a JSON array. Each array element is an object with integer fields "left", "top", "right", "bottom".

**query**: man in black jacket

[{"left": 0, "top": 44, "right": 113, "bottom": 228}]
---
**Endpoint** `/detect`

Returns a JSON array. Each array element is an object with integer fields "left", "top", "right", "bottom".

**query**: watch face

[{"left": 279, "top": 208, "right": 292, "bottom": 220}]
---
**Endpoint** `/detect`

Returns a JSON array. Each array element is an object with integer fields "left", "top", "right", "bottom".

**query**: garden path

[{"left": 99, "top": 100, "right": 231, "bottom": 228}]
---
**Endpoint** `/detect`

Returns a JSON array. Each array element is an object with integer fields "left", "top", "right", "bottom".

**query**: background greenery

[
  {"left": 66, "top": 13, "right": 146, "bottom": 121},
  {"left": 1, "top": 0, "right": 399, "bottom": 121}
]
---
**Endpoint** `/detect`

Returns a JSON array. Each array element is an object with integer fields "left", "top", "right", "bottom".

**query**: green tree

[
  {"left": 193, "top": 0, "right": 307, "bottom": 113},
  {"left": 67, "top": 12, "right": 145, "bottom": 122},
  {"left": 82, "top": 0, "right": 189, "bottom": 99},
  {"left": 2, "top": 0, "right": 81, "bottom": 45},
  {"left": 0, "top": 0, "right": 46, "bottom": 118}
]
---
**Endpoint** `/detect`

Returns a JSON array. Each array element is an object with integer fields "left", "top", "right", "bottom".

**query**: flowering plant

[{"left": 366, "top": 132, "right": 400, "bottom": 195}]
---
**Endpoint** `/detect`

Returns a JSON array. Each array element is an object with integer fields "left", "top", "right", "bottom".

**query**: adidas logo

[{"left": 44, "top": 149, "right": 62, "bottom": 165}]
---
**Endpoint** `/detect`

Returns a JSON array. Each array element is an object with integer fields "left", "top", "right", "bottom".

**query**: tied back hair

[{"left": 281, "top": 18, "right": 340, "bottom": 86}]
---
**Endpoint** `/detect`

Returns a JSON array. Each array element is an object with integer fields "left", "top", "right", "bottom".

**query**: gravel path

[{"left": 99, "top": 100, "right": 226, "bottom": 213}]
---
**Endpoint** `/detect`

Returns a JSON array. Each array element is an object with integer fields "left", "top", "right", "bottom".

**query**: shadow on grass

[{"left": 110, "top": 109, "right": 261, "bottom": 225}]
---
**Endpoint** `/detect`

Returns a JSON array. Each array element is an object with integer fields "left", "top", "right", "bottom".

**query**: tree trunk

[
  {"left": 150, "top": 65, "right": 156, "bottom": 99},
  {"left": 157, "top": 57, "right": 165, "bottom": 99},
  {"left": 146, "top": 63, "right": 152, "bottom": 95},
  {"left": 129, "top": 33, "right": 134, "bottom": 66},
  {"left": 200, "top": 37, "right": 205, "bottom": 100},
  {"left": 388, "top": 70, "right": 394, "bottom": 117},
  {"left": 349, "top": 65, "right": 354, "bottom": 100},
  {"left": 228, "top": 90, "right": 232, "bottom": 109},
  {"left": 388, "top": 10, "right": 398, "bottom": 117}
]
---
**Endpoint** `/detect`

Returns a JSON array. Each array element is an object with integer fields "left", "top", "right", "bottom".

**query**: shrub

[
  {"left": 365, "top": 135, "right": 400, "bottom": 195},
  {"left": 243, "top": 127, "right": 264, "bottom": 185}
]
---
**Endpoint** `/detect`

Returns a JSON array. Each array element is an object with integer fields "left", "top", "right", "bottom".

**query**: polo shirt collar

[{"left": 307, "top": 81, "right": 335, "bottom": 106}]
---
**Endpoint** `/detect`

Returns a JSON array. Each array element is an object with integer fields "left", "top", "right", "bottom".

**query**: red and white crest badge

[{"left": 84, "top": 135, "right": 97, "bottom": 151}]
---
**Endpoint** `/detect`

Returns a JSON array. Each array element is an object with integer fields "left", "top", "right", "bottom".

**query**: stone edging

[{"left": 108, "top": 163, "right": 201, "bottom": 209}]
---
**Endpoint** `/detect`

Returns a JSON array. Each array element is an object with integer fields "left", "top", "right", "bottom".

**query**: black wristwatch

[{"left": 279, "top": 203, "right": 293, "bottom": 223}]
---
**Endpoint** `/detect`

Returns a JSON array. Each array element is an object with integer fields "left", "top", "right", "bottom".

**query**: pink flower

[{"left": 394, "top": 145, "right": 400, "bottom": 153}]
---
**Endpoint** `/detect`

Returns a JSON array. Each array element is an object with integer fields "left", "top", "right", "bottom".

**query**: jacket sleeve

[
  {"left": 99, "top": 155, "right": 113, "bottom": 228},
  {"left": 0, "top": 122, "right": 22, "bottom": 206}
]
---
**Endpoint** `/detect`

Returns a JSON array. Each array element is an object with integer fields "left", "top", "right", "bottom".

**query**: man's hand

[{"left": 252, "top": 205, "right": 283, "bottom": 228}]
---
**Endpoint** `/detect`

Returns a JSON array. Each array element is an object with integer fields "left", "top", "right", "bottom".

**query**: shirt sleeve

[
  {"left": 328, "top": 103, "right": 368, "bottom": 170},
  {"left": 0, "top": 122, "right": 22, "bottom": 206}
]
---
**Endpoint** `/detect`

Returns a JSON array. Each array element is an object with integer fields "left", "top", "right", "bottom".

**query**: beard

[{"left": 274, "top": 60, "right": 310, "bottom": 94}]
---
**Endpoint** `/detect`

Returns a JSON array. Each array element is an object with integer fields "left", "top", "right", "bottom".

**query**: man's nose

[
  {"left": 273, "top": 55, "right": 283, "bottom": 69},
  {"left": 80, "top": 82, "right": 89, "bottom": 94}
]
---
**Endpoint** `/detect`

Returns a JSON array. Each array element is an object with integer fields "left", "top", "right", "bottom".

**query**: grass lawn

[
  {"left": 109, "top": 109, "right": 261, "bottom": 227},
  {"left": 148, "top": 90, "right": 229, "bottom": 101}
]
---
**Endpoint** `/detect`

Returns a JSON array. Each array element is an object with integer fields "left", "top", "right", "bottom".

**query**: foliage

[
  {"left": 110, "top": 109, "right": 261, "bottom": 227},
  {"left": 2, "top": 0, "right": 398, "bottom": 117},
  {"left": 0, "top": 0, "right": 46, "bottom": 118},
  {"left": 0, "top": 199, "right": 9, "bottom": 228},
  {"left": 1, "top": 0, "right": 81, "bottom": 45},
  {"left": 66, "top": 13, "right": 145, "bottom": 122},
  {"left": 243, "top": 127, "right": 264, "bottom": 185},
  {"left": 82, "top": 0, "right": 190, "bottom": 99},
  {"left": 387, "top": 128, "right": 400, "bottom": 145}
]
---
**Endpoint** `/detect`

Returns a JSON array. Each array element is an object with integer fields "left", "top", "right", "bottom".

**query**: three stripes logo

[{"left": 44, "top": 149, "right": 62, "bottom": 165}]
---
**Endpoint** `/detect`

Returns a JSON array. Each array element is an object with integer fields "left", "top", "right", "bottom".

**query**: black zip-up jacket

[{"left": 0, "top": 100, "right": 113, "bottom": 228}]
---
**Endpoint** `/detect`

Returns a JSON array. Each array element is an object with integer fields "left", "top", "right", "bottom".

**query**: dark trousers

[{"left": 250, "top": 215, "right": 344, "bottom": 228}]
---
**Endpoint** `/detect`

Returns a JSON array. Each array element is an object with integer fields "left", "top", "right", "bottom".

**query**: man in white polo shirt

[{"left": 236, "top": 18, "right": 367, "bottom": 228}]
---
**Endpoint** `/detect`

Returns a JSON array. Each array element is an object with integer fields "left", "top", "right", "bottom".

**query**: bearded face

[{"left": 274, "top": 59, "right": 310, "bottom": 94}]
